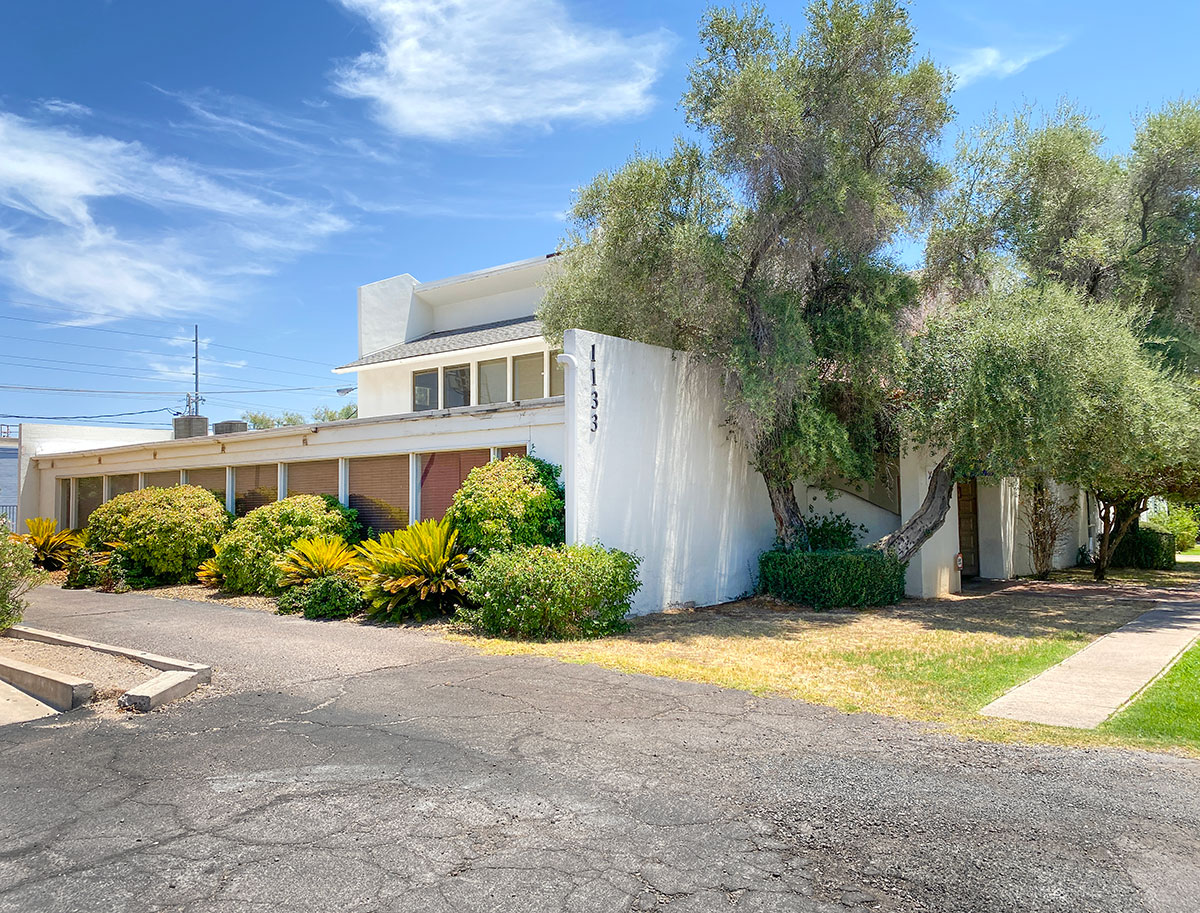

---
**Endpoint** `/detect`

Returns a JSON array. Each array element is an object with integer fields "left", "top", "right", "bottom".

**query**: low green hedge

[
  {"left": 758, "top": 547, "right": 907, "bottom": 610},
  {"left": 277, "top": 575, "right": 365, "bottom": 620},
  {"left": 460, "top": 544, "right": 641, "bottom": 639},
  {"left": 1110, "top": 527, "right": 1176, "bottom": 570}
]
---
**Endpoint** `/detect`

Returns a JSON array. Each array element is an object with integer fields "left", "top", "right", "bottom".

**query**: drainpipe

[{"left": 556, "top": 347, "right": 580, "bottom": 545}]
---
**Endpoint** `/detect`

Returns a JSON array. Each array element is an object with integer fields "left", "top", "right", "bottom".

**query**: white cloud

[
  {"left": 950, "top": 41, "right": 1067, "bottom": 88},
  {"left": 331, "top": 0, "right": 673, "bottom": 140},
  {"left": 38, "top": 98, "right": 93, "bottom": 118},
  {"left": 0, "top": 111, "right": 348, "bottom": 320}
]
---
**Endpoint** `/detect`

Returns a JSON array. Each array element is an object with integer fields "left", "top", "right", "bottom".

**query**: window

[
  {"left": 413, "top": 369, "right": 438, "bottom": 411},
  {"left": 287, "top": 460, "right": 338, "bottom": 497},
  {"left": 477, "top": 358, "right": 507, "bottom": 405},
  {"left": 549, "top": 349, "right": 565, "bottom": 396},
  {"left": 75, "top": 477, "right": 103, "bottom": 527},
  {"left": 234, "top": 464, "right": 277, "bottom": 517},
  {"left": 418, "top": 450, "right": 490, "bottom": 521},
  {"left": 348, "top": 454, "right": 410, "bottom": 533},
  {"left": 513, "top": 352, "right": 544, "bottom": 400},
  {"left": 184, "top": 468, "right": 224, "bottom": 505},
  {"left": 144, "top": 470, "right": 180, "bottom": 488},
  {"left": 108, "top": 474, "right": 138, "bottom": 498},
  {"left": 58, "top": 479, "right": 71, "bottom": 528},
  {"left": 443, "top": 364, "right": 470, "bottom": 408}
]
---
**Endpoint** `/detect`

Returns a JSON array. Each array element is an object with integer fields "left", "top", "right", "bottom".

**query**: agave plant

[
  {"left": 275, "top": 535, "right": 358, "bottom": 587},
  {"left": 16, "top": 518, "right": 82, "bottom": 570},
  {"left": 354, "top": 518, "right": 470, "bottom": 622}
]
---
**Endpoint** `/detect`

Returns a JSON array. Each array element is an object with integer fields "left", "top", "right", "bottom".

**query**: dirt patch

[
  {"left": 134, "top": 583, "right": 278, "bottom": 614},
  {"left": 0, "top": 637, "right": 157, "bottom": 709}
]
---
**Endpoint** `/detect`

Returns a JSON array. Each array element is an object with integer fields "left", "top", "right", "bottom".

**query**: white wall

[
  {"left": 1013, "top": 481, "right": 1089, "bottom": 576},
  {"left": 562, "top": 330, "right": 778, "bottom": 614},
  {"left": 18, "top": 424, "right": 173, "bottom": 525},
  {"left": 899, "top": 444, "right": 961, "bottom": 598},
  {"left": 358, "top": 273, "right": 423, "bottom": 356},
  {"left": 801, "top": 486, "right": 900, "bottom": 546}
]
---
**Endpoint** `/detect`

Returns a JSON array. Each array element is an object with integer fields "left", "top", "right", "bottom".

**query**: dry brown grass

[{"left": 452, "top": 571, "right": 1200, "bottom": 755}]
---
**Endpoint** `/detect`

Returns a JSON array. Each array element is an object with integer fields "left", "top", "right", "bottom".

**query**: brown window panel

[
  {"left": 107, "top": 474, "right": 138, "bottom": 498},
  {"left": 287, "top": 460, "right": 338, "bottom": 498},
  {"left": 348, "top": 454, "right": 410, "bottom": 533},
  {"left": 184, "top": 467, "right": 225, "bottom": 506},
  {"left": 418, "top": 449, "right": 490, "bottom": 522},
  {"left": 499, "top": 445, "right": 527, "bottom": 459},
  {"left": 234, "top": 464, "right": 277, "bottom": 517},
  {"left": 143, "top": 470, "right": 181, "bottom": 488}
]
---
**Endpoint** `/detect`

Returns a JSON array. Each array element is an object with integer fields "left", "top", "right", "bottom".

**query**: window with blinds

[
  {"left": 418, "top": 449, "right": 490, "bottom": 521},
  {"left": 234, "top": 464, "right": 277, "bottom": 517},
  {"left": 143, "top": 470, "right": 180, "bottom": 488},
  {"left": 347, "top": 454, "right": 409, "bottom": 533},
  {"left": 287, "top": 460, "right": 338, "bottom": 497},
  {"left": 184, "top": 467, "right": 225, "bottom": 505},
  {"left": 513, "top": 352, "right": 544, "bottom": 400},
  {"left": 75, "top": 477, "right": 103, "bottom": 527},
  {"left": 499, "top": 445, "right": 528, "bottom": 458},
  {"left": 108, "top": 474, "right": 138, "bottom": 498}
]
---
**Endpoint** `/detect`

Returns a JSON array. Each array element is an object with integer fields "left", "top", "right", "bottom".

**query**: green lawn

[{"left": 1103, "top": 641, "right": 1200, "bottom": 749}]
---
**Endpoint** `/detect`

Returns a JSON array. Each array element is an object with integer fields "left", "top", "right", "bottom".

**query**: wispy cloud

[
  {"left": 950, "top": 40, "right": 1067, "bottom": 88},
  {"left": 38, "top": 98, "right": 93, "bottom": 118},
  {"left": 331, "top": 0, "right": 674, "bottom": 141},
  {"left": 0, "top": 111, "right": 348, "bottom": 320}
]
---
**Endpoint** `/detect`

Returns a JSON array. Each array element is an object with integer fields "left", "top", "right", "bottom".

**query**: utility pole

[{"left": 185, "top": 323, "right": 204, "bottom": 416}]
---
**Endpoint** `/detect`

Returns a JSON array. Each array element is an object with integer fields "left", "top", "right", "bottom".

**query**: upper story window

[
  {"left": 478, "top": 357, "right": 507, "bottom": 405},
  {"left": 443, "top": 364, "right": 470, "bottom": 408},
  {"left": 413, "top": 369, "right": 438, "bottom": 411},
  {"left": 550, "top": 349, "right": 565, "bottom": 396},
  {"left": 513, "top": 352, "right": 544, "bottom": 400}
]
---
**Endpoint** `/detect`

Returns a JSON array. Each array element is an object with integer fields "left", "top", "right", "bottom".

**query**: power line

[
  {"left": 0, "top": 407, "right": 177, "bottom": 420},
  {"left": 0, "top": 313, "right": 191, "bottom": 343},
  {"left": 0, "top": 382, "right": 345, "bottom": 395}
]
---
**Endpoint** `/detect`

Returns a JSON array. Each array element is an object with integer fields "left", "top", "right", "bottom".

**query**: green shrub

[
  {"left": 215, "top": 495, "right": 354, "bottom": 595},
  {"left": 0, "top": 521, "right": 46, "bottom": 630},
  {"left": 802, "top": 508, "right": 867, "bottom": 550},
  {"left": 83, "top": 485, "right": 229, "bottom": 584},
  {"left": 277, "top": 575, "right": 365, "bottom": 620},
  {"left": 447, "top": 455, "right": 565, "bottom": 553},
  {"left": 758, "top": 547, "right": 907, "bottom": 610},
  {"left": 63, "top": 547, "right": 104, "bottom": 589},
  {"left": 319, "top": 495, "right": 366, "bottom": 544},
  {"left": 354, "top": 518, "right": 470, "bottom": 622},
  {"left": 1146, "top": 505, "right": 1199, "bottom": 553},
  {"left": 1110, "top": 526, "right": 1177, "bottom": 570},
  {"left": 460, "top": 544, "right": 641, "bottom": 639}
]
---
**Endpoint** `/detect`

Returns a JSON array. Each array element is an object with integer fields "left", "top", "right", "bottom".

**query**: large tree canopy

[{"left": 541, "top": 0, "right": 952, "bottom": 545}]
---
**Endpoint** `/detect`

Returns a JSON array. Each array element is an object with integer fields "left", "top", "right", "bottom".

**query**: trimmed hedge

[
  {"left": 83, "top": 485, "right": 229, "bottom": 585},
  {"left": 215, "top": 495, "right": 355, "bottom": 595},
  {"left": 447, "top": 455, "right": 565, "bottom": 553},
  {"left": 758, "top": 547, "right": 907, "bottom": 610},
  {"left": 459, "top": 544, "right": 641, "bottom": 639},
  {"left": 1110, "top": 527, "right": 1176, "bottom": 570}
]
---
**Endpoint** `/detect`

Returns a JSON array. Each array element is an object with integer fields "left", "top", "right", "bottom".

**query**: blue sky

[{"left": 0, "top": 0, "right": 1196, "bottom": 428}]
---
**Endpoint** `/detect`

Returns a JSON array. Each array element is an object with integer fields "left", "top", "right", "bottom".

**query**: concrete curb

[
  {"left": 0, "top": 655, "right": 93, "bottom": 711},
  {"left": 3, "top": 625, "right": 211, "bottom": 714}
]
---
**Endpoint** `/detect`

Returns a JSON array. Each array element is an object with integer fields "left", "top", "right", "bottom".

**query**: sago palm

[
  {"left": 17, "top": 518, "right": 82, "bottom": 570},
  {"left": 275, "top": 536, "right": 358, "bottom": 587},
  {"left": 354, "top": 518, "right": 470, "bottom": 622}
]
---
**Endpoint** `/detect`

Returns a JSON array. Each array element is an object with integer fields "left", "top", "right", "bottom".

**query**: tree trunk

[
  {"left": 1093, "top": 495, "right": 1145, "bottom": 581},
  {"left": 874, "top": 453, "right": 955, "bottom": 564},
  {"left": 764, "top": 472, "right": 809, "bottom": 549}
]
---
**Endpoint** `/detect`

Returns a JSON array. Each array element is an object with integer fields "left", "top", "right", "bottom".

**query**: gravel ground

[
  {"left": 1, "top": 586, "right": 1196, "bottom": 913},
  {"left": 0, "top": 636, "right": 155, "bottom": 702}
]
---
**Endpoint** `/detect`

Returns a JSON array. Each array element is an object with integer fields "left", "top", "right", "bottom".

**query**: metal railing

[{"left": 0, "top": 505, "right": 16, "bottom": 529}]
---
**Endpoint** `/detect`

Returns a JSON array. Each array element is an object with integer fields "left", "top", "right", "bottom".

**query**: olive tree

[{"left": 541, "top": 1, "right": 951, "bottom": 545}]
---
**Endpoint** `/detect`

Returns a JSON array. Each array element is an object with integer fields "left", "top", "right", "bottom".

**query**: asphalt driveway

[{"left": 1, "top": 587, "right": 1197, "bottom": 913}]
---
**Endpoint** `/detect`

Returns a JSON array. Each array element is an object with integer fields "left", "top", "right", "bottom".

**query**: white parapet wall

[{"left": 562, "top": 329, "right": 777, "bottom": 613}]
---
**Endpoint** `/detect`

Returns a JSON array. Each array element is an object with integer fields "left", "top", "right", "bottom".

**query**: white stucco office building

[{"left": 17, "top": 254, "right": 1095, "bottom": 612}]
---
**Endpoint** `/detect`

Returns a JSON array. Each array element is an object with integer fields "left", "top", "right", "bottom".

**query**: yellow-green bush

[
  {"left": 446, "top": 456, "right": 564, "bottom": 553},
  {"left": 83, "top": 485, "right": 229, "bottom": 585},
  {"left": 215, "top": 495, "right": 354, "bottom": 595},
  {"left": 354, "top": 518, "right": 469, "bottom": 622}
]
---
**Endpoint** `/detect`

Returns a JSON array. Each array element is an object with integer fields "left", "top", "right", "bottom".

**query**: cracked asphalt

[{"left": 2, "top": 587, "right": 1198, "bottom": 913}]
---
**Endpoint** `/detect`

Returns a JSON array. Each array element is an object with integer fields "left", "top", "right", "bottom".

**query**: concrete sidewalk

[
  {"left": 981, "top": 596, "right": 1200, "bottom": 729},
  {"left": 0, "top": 680, "right": 56, "bottom": 726}
]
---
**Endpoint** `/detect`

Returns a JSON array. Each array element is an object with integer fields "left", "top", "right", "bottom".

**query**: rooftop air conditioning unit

[
  {"left": 173, "top": 415, "right": 209, "bottom": 439},
  {"left": 213, "top": 420, "right": 250, "bottom": 435}
]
